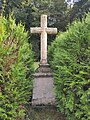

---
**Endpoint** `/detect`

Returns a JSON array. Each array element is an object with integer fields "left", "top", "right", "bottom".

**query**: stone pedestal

[{"left": 32, "top": 64, "right": 55, "bottom": 106}]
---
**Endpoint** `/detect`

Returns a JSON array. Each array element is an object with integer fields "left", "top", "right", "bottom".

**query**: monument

[
  {"left": 31, "top": 15, "right": 57, "bottom": 65},
  {"left": 31, "top": 15, "right": 57, "bottom": 105}
]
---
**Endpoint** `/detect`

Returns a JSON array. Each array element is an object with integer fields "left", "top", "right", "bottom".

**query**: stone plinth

[{"left": 32, "top": 64, "right": 55, "bottom": 106}]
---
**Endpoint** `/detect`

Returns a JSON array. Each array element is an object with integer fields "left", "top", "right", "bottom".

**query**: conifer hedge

[
  {"left": 48, "top": 13, "right": 90, "bottom": 120},
  {"left": 0, "top": 16, "right": 34, "bottom": 120}
]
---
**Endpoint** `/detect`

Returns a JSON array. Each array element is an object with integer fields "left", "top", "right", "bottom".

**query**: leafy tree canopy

[{"left": 0, "top": 0, "right": 89, "bottom": 60}]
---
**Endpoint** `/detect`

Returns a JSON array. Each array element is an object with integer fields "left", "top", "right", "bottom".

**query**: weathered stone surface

[
  {"left": 32, "top": 77, "right": 55, "bottom": 105},
  {"left": 31, "top": 15, "right": 57, "bottom": 65},
  {"left": 32, "top": 65, "right": 55, "bottom": 105},
  {"left": 30, "top": 15, "right": 57, "bottom": 106},
  {"left": 38, "top": 64, "right": 52, "bottom": 73}
]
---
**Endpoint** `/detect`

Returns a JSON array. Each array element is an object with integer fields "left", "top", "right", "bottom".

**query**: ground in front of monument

[{"left": 25, "top": 105, "right": 65, "bottom": 120}]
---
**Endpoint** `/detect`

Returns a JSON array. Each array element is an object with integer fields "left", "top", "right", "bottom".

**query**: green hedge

[
  {"left": 0, "top": 16, "right": 34, "bottom": 120},
  {"left": 48, "top": 13, "right": 90, "bottom": 120}
]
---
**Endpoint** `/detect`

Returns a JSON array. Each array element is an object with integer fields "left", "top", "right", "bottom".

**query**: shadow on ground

[{"left": 25, "top": 105, "right": 65, "bottom": 120}]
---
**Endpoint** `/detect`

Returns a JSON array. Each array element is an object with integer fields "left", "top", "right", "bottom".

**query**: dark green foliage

[
  {"left": 48, "top": 13, "right": 90, "bottom": 120},
  {"left": 0, "top": 16, "right": 34, "bottom": 120},
  {"left": 1, "top": 0, "right": 89, "bottom": 61},
  {"left": 0, "top": 0, "right": 68, "bottom": 61},
  {"left": 68, "top": 0, "right": 90, "bottom": 23}
]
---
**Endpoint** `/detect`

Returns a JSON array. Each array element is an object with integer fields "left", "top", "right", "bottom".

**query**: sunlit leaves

[
  {"left": 0, "top": 16, "right": 34, "bottom": 119},
  {"left": 48, "top": 13, "right": 90, "bottom": 120}
]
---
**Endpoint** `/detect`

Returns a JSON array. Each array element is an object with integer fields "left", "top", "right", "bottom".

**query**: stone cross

[{"left": 31, "top": 15, "right": 57, "bottom": 64}]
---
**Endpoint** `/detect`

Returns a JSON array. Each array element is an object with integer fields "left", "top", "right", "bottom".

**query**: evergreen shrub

[
  {"left": 0, "top": 16, "right": 34, "bottom": 120},
  {"left": 48, "top": 13, "right": 90, "bottom": 120}
]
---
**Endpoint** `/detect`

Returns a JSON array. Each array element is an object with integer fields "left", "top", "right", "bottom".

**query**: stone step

[
  {"left": 36, "top": 64, "right": 52, "bottom": 73},
  {"left": 33, "top": 72, "right": 53, "bottom": 77}
]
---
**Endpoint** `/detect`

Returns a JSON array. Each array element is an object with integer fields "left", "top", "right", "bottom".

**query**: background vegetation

[
  {"left": 0, "top": 0, "right": 90, "bottom": 60},
  {"left": 0, "top": 16, "right": 34, "bottom": 120},
  {"left": 48, "top": 13, "right": 90, "bottom": 120},
  {"left": 0, "top": 0, "right": 90, "bottom": 119}
]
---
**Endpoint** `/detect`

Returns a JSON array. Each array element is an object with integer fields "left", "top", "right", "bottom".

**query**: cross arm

[
  {"left": 46, "top": 28, "right": 57, "bottom": 34},
  {"left": 30, "top": 27, "right": 42, "bottom": 34}
]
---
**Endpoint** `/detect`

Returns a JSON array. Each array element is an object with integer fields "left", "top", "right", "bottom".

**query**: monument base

[{"left": 32, "top": 64, "right": 55, "bottom": 106}]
